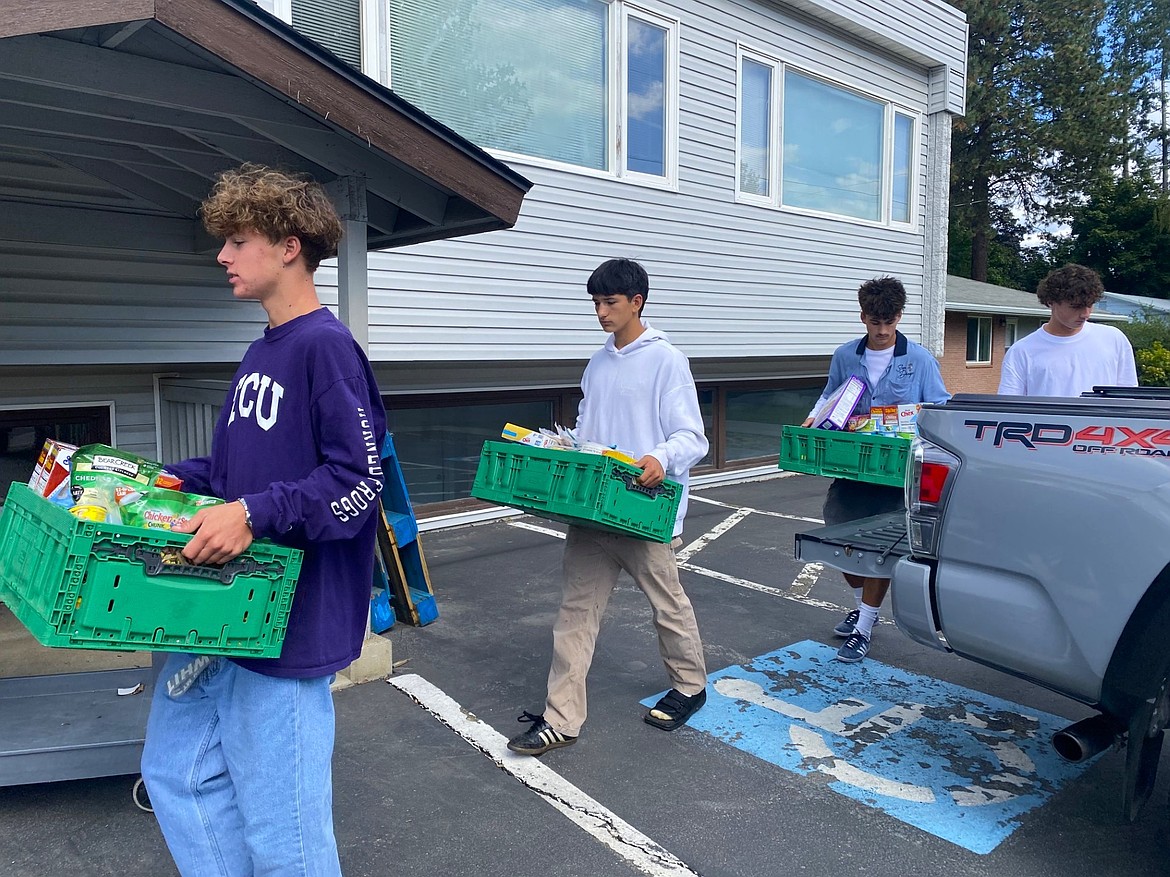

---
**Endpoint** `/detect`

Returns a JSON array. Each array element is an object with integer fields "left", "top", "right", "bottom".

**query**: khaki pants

[{"left": 544, "top": 527, "right": 707, "bottom": 736}]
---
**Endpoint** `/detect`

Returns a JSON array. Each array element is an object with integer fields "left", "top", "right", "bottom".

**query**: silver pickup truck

[{"left": 796, "top": 386, "right": 1170, "bottom": 822}]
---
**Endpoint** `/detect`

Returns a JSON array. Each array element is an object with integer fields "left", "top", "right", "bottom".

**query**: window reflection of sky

[
  {"left": 626, "top": 17, "right": 666, "bottom": 176},
  {"left": 783, "top": 71, "right": 883, "bottom": 221},
  {"left": 392, "top": 1, "right": 673, "bottom": 177},
  {"left": 468, "top": 0, "right": 609, "bottom": 170}
]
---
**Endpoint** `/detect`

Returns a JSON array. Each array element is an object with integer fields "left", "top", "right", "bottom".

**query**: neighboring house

[
  {"left": 0, "top": 0, "right": 969, "bottom": 513},
  {"left": 1097, "top": 291, "right": 1170, "bottom": 319},
  {"left": 941, "top": 275, "right": 1129, "bottom": 395}
]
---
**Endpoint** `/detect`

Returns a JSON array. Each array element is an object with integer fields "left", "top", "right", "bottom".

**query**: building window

[
  {"left": 737, "top": 52, "right": 775, "bottom": 200},
  {"left": 292, "top": 0, "right": 363, "bottom": 67},
  {"left": 966, "top": 316, "right": 992, "bottom": 364},
  {"left": 386, "top": 0, "right": 678, "bottom": 186},
  {"left": 0, "top": 405, "right": 113, "bottom": 494},
  {"left": 387, "top": 381, "right": 820, "bottom": 509},
  {"left": 698, "top": 383, "right": 823, "bottom": 468},
  {"left": 891, "top": 112, "right": 915, "bottom": 224},
  {"left": 736, "top": 53, "right": 918, "bottom": 225},
  {"left": 253, "top": 0, "right": 292, "bottom": 22},
  {"left": 1004, "top": 318, "right": 1019, "bottom": 349},
  {"left": 385, "top": 391, "right": 578, "bottom": 506}
]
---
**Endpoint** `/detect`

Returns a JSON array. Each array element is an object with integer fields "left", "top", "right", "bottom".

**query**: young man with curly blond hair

[
  {"left": 141, "top": 164, "right": 386, "bottom": 876},
  {"left": 999, "top": 263, "right": 1137, "bottom": 396}
]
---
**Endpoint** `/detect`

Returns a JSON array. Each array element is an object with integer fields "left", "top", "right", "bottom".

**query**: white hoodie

[{"left": 575, "top": 321, "right": 708, "bottom": 536}]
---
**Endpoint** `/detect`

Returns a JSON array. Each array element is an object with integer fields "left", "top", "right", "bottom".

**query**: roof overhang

[
  {"left": 945, "top": 301, "right": 1130, "bottom": 323},
  {"left": 0, "top": 0, "right": 532, "bottom": 254}
]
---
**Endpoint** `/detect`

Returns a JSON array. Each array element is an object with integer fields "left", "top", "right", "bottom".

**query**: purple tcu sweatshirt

[{"left": 168, "top": 308, "right": 387, "bottom": 678}]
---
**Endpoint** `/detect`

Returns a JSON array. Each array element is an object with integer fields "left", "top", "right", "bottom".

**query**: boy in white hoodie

[{"left": 507, "top": 258, "right": 710, "bottom": 756}]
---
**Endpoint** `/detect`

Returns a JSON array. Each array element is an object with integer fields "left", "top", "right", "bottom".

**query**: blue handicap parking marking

[{"left": 643, "top": 640, "right": 1097, "bottom": 854}]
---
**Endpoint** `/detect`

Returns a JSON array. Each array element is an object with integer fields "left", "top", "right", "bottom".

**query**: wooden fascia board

[{"left": 0, "top": 0, "right": 156, "bottom": 39}]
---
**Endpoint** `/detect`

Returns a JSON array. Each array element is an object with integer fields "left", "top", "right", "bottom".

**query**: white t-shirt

[
  {"left": 998, "top": 321, "right": 1137, "bottom": 397},
  {"left": 863, "top": 345, "right": 895, "bottom": 386}
]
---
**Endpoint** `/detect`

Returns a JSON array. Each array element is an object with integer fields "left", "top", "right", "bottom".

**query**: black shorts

[{"left": 822, "top": 478, "right": 905, "bottom": 526}]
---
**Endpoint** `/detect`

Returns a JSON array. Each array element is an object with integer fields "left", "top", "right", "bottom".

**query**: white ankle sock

[{"left": 855, "top": 604, "right": 879, "bottom": 639}]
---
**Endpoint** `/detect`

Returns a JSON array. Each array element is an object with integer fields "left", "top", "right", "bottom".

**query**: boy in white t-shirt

[{"left": 999, "top": 264, "right": 1137, "bottom": 396}]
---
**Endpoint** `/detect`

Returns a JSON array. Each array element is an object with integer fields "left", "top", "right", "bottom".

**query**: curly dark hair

[
  {"left": 200, "top": 163, "right": 342, "bottom": 272},
  {"left": 857, "top": 276, "right": 906, "bottom": 321},
  {"left": 1036, "top": 264, "right": 1104, "bottom": 308}
]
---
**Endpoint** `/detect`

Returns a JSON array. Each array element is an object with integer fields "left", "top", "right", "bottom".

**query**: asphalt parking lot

[{"left": 3, "top": 471, "right": 1170, "bottom": 876}]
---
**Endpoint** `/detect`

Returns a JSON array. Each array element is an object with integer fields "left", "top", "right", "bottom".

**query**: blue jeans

[{"left": 141, "top": 654, "right": 341, "bottom": 877}]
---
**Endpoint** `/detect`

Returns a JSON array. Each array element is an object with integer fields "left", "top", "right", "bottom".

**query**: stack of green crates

[
  {"left": 778, "top": 425, "right": 911, "bottom": 487},
  {"left": 0, "top": 482, "right": 303, "bottom": 657},
  {"left": 470, "top": 441, "right": 681, "bottom": 542}
]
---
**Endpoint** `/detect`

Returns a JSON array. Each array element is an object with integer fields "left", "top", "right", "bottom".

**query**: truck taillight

[
  {"left": 918, "top": 462, "right": 951, "bottom": 504},
  {"left": 907, "top": 438, "right": 959, "bottom": 558}
]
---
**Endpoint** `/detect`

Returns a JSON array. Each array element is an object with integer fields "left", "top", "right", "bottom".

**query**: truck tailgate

[{"left": 794, "top": 510, "right": 909, "bottom": 578}]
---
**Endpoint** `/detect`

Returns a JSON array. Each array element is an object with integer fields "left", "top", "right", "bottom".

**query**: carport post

[
  {"left": 327, "top": 175, "right": 370, "bottom": 353},
  {"left": 322, "top": 175, "right": 393, "bottom": 686}
]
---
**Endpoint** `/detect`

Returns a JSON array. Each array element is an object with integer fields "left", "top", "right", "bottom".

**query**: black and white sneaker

[
  {"left": 507, "top": 711, "right": 577, "bottom": 756},
  {"left": 833, "top": 609, "right": 861, "bottom": 638},
  {"left": 835, "top": 632, "right": 870, "bottom": 663}
]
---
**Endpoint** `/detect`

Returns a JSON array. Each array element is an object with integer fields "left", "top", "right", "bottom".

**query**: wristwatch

[{"left": 237, "top": 497, "right": 253, "bottom": 531}]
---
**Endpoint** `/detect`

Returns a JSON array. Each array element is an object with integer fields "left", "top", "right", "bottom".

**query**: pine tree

[{"left": 948, "top": 0, "right": 1122, "bottom": 282}]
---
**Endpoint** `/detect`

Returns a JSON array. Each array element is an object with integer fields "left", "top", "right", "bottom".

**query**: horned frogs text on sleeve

[{"left": 196, "top": 307, "right": 387, "bottom": 677}]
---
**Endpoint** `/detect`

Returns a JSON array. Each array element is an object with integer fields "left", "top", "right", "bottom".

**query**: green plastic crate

[
  {"left": 470, "top": 441, "right": 682, "bottom": 542},
  {"left": 778, "top": 425, "right": 911, "bottom": 487},
  {"left": 0, "top": 482, "right": 303, "bottom": 657}
]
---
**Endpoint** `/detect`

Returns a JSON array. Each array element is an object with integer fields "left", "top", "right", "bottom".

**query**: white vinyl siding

[{"left": 0, "top": 0, "right": 965, "bottom": 372}]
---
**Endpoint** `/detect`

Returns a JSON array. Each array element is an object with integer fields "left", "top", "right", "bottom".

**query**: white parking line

[
  {"left": 387, "top": 673, "right": 701, "bottom": 877},
  {"left": 504, "top": 511, "right": 893, "bottom": 626},
  {"left": 676, "top": 508, "right": 752, "bottom": 563},
  {"left": 509, "top": 520, "right": 567, "bottom": 540},
  {"left": 690, "top": 493, "right": 823, "bottom": 524}
]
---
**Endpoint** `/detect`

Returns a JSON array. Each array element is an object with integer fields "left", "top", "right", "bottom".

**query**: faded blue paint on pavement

[{"left": 643, "top": 640, "right": 1096, "bottom": 854}]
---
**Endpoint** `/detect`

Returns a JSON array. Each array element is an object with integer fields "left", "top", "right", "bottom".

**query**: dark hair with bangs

[{"left": 587, "top": 258, "right": 650, "bottom": 313}]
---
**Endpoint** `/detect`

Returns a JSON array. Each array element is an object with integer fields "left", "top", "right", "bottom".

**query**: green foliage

[
  {"left": 947, "top": 0, "right": 1170, "bottom": 286},
  {"left": 1069, "top": 176, "right": 1170, "bottom": 296},
  {"left": 1136, "top": 341, "right": 1170, "bottom": 386},
  {"left": 1120, "top": 308, "right": 1170, "bottom": 385},
  {"left": 947, "top": 0, "right": 1122, "bottom": 280}
]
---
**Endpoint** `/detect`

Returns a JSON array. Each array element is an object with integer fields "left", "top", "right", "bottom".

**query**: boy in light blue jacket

[{"left": 803, "top": 276, "right": 950, "bottom": 663}]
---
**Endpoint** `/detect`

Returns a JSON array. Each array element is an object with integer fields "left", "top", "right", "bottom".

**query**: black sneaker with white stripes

[{"left": 507, "top": 711, "right": 577, "bottom": 756}]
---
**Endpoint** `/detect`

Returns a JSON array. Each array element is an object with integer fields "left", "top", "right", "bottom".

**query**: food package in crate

[
  {"left": 500, "top": 422, "right": 637, "bottom": 464},
  {"left": 27, "top": 438, "right": 79, "bottom": 508},
  {"left": 66, "top": 443, "right": 219, "bottom": 527},
  {"left": 812, "top": 375, "right": 868, "bottom": 430}
]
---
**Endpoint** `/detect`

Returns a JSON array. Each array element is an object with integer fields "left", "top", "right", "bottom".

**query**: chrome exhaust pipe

[{"left": 1052, "top": 714, "right": 1122, "bottom": 763}]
